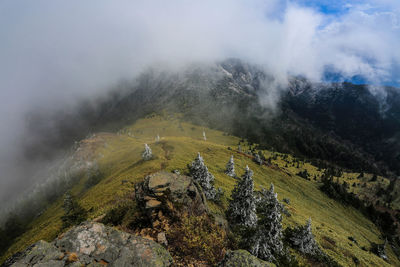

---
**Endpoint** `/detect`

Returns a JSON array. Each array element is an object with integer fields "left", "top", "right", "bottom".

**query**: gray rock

[
  {"left": 6, "top": 240, "right": 64, "bottom": 267},
  {"left": 218, "top": 250, "right": 275, "bottom": 267},
  {"left": 33, "top": 260, "right": 65, "bottom": 267},
  {"left": 135, "top": 171, "right": 208, "bottom": 217},
  {"left": 157, "top": 232, "right": 168, "bottom": 246},
  {"left": 6, "top": 222, "right": 173, "bottom": 267}
]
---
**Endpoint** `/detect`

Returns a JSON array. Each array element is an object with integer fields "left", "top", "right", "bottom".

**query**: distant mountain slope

[
  {"left": 25, "top": 59, "right": 400, "bottom": 176},
  {"left": 284, "top": 78, "right": 400, "bottom": 175}
]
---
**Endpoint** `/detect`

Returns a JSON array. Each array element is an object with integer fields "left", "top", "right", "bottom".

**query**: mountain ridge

[{"left": 23, "top": 59, "right": 400, "bottom": 178}]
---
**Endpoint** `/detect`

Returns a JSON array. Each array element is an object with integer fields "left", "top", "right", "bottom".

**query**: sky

[
  {"left": 1, "top": 0, "right": 400, "bottom": 209},
  {"left": 297, "top": 0, "right": 358, "bottom": 14},
  {"left": 297, "top": 0, "right": 400, "bottom": 86}
]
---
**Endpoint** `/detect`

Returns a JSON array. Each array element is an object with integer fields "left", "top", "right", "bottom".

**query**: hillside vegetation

[{"left": 1, "top": 114, "right": 398, "bottom": 266}]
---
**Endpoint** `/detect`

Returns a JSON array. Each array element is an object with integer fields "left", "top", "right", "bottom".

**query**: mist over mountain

[
  {"left": 3, "top": 61, "right": 400, "bottom": 264},
  {"left": 23, "top": 59, "right": 400, "bottom": 175},
  {"left": 2, "top": 0, "right": 400, "bottom": 209}
]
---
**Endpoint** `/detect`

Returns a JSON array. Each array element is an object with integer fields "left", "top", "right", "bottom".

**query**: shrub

[
  {"left": 167, "top": 214, "right": 227, "bottom": 265},
  {"left": 102, "top": 205, "right": 129, "bottom": 226},
  {"left": 296, "top": 169, "right": 309, "bottom": 180}
]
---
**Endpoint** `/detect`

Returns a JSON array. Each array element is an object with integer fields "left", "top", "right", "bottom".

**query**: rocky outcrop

[
  {"left": 218, "top": 250, "right": 275, "bottom": 267},
  {"left": 5, "top": 222, "right": 172, "bottom": 267},
  {"left": 133, "top": 172, "right": 209, "bottom": 244},
  {"left": 135, "top": 171, "right": 208, "bottom": 218}
]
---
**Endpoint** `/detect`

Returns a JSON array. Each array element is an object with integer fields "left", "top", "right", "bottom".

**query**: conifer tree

[
  {"left": 373, "top": 239, "right": 388, "bottom": 260},
  {"left": 287, "top": 218, "right": 321, "bottom": 256},
  {"left": 227, "top": 165, "right": 257, "bottom": 227},
  {"left": 142, "top": 144, "right": 152, "bottom": 160},
  {"left": 254, "top": 153, "right": 263, "bottom": 165},
  {"left": 189, "top": 152, "right": 216, "bottom": 199},
  {"left": 63, "top": 192, "right": 73, "bottom": 214},
  {"left": 225, "top": 155, "right": 236, "bottom": 177},
  {"left": 61, "top": 193, "right": 87, "bottom": 228},
  {"left": 249, "top": 184, "right": 284, "bottom": 262}
]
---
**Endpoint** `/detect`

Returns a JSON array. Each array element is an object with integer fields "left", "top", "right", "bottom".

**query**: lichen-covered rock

[
  {"left": 4, "top": 241, "right": 65, "bottom": 267},
  {"left": 135, "top": 171, "right": 208, "bottom": 218},
  {"left": 218, "top": 250, "right": 275, "bottom": 267},
  {"left": 5, "top": 222, "right": 173, "bottom": 267}
]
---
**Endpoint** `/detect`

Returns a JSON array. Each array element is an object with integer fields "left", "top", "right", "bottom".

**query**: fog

[{"left": 1, "top": 0, "right": 400, "bottom": 209}]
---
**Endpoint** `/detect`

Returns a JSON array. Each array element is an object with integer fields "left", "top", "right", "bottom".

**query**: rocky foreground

[
  {"left": 4, "top": 222, "right": 173, "bottom": 267},
  {"left": 3, "top": 172, "right": 275, "bottom": 266},
  {"left": 4, "top": 221, "right": 274, "bottom": 267}
]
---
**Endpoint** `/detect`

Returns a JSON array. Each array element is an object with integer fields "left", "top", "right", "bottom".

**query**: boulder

[
  {"left": 135, "top": 171, "right": 208, "bottom": 218},
  {"left": 218, "top": 250, "right": 275, "bottom": 267},
  {"left": 5, "top": 222, "right": 173, "bottom": 267},
  {"left": 157, "top": 232, "right": 168, "bottom": 246},
  {"left": 4, "top": 240, "right": 64, "bottom": 267}
]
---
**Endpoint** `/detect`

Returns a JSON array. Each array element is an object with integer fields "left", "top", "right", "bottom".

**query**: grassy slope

[
  {"left": 2, "top": 114, "right": 398, "bottom": 266},
  {"left": 261, "top": 150, "right": 392, "bottom": 205}
]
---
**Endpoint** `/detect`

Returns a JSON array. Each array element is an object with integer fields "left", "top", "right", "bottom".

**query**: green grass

[
  {"left": 261, "top": 149, "right": 393, "bottom": 208},
  {"left": 1, "top": 114, "right": 398, "bottom": 266}
]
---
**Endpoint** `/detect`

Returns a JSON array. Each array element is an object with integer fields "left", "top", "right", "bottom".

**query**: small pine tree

[
  {"left": 225, "top": 155, "right": 236, "bottom": 177},
  {"left": 287, "top": 218, "right": 321, "bottom": 256},
  {"left": 254, "top": 153, "right": 263, "bottom": 165},
  {"left": 142, "top": 144, "right": 152, "bottom": 160},
  {"left": 371, "top": 239, "right": 388, "bottom": 261},
  {"left": 249, "top": 184, "right": 284, "bottom": 262},
  {"left": 61, "top": 193, "right": 87, "bottom": 228},
  {"left": 63, "top": 192, "right": 73, "bottom": 213},
  {"left": 227, "top": 166, "right": 257, "bottom": 227},
  {"left": 189, "top": 153, "right": 216, "bottom": 200}
]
